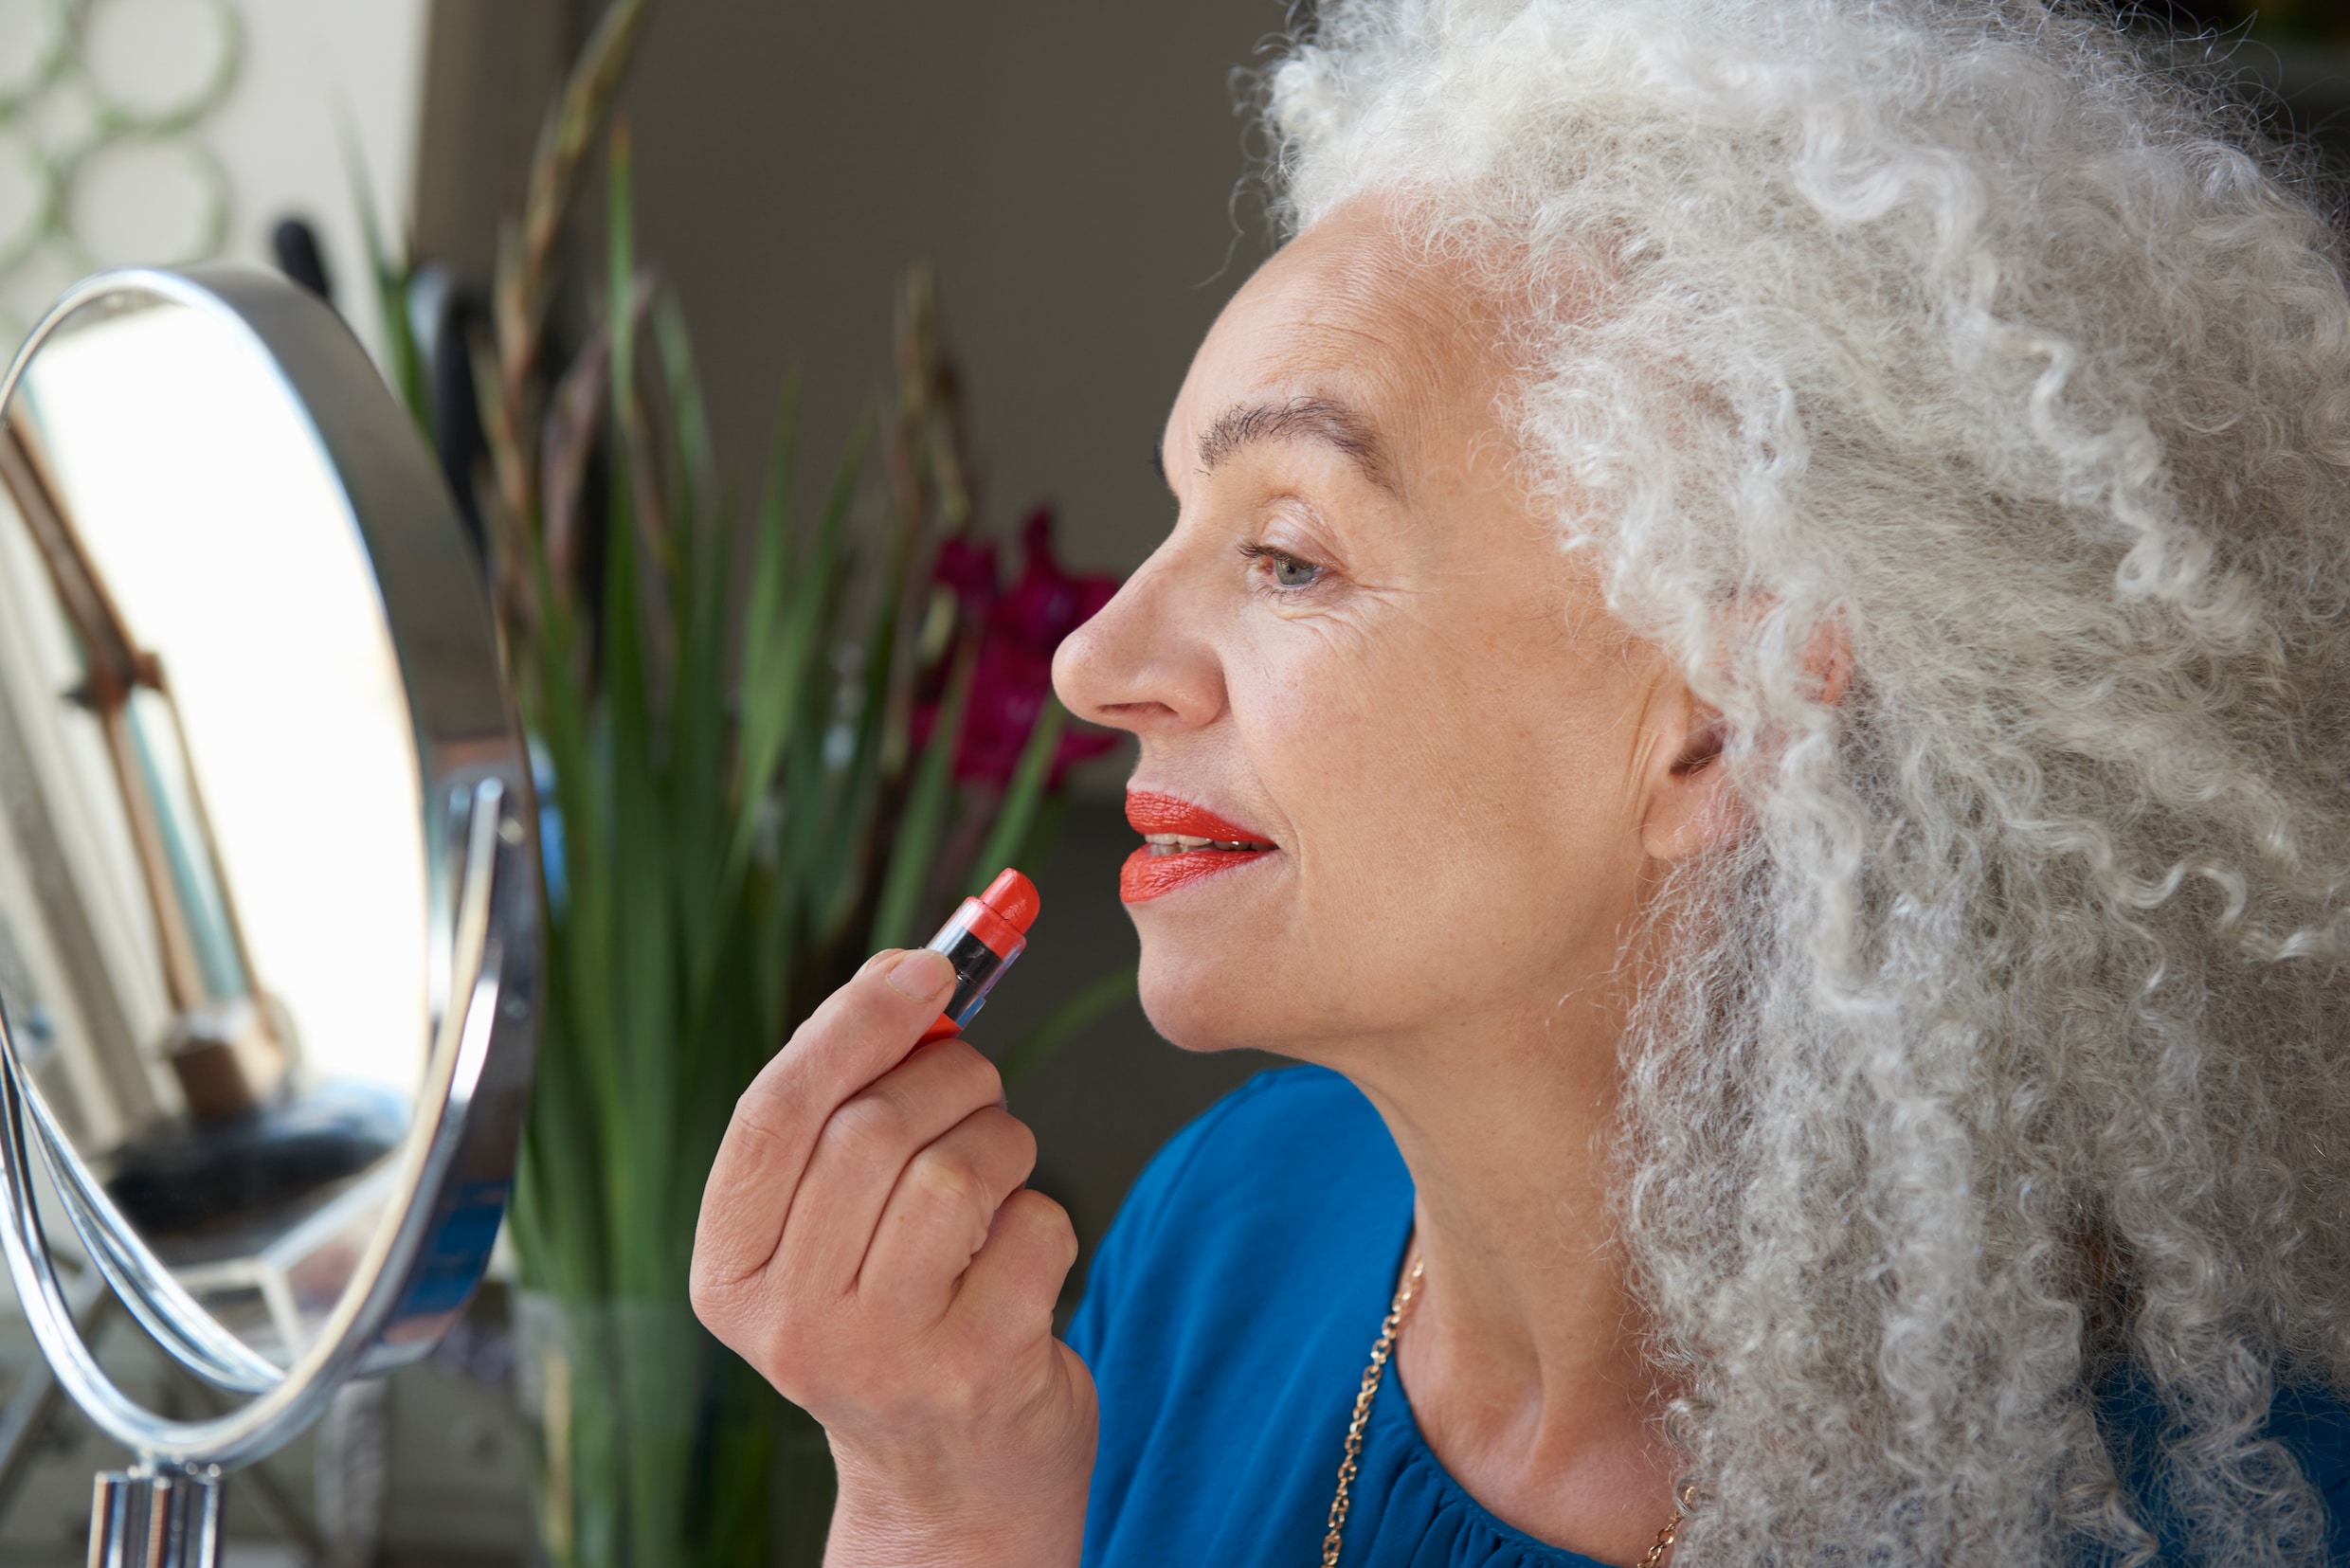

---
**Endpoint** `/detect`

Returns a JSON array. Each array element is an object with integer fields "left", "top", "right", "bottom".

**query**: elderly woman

[{"left": 691, "top": 2, "right": 2350, "bottom": 1563}]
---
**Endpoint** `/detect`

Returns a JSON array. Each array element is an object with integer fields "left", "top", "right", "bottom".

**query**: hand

[{"left": 691, "top": 947, "right": 1095, "bottom": 1568}]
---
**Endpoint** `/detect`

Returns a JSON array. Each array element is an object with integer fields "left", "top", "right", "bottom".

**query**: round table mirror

[{"left": 0, "top": 266, "right": 537, "bottom": 1567}]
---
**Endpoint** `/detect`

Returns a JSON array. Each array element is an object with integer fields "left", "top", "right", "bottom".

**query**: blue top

[{"left": 1066, "top": 1065, "right": 2350, "bottom": 1567}]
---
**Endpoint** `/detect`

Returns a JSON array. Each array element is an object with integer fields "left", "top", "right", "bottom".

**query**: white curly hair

[{"left": 1265, "top": 3, "right": 2350, "bottom": 1563}]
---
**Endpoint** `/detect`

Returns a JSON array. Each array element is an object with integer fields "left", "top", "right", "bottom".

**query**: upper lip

[{"left": 1125, "top": 789, "right": 1274, "bottom": 849}]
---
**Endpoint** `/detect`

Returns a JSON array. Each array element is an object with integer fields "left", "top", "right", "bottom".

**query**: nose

[{"left": 1052, "top": 542, "right": 1225, "bottom": 737}]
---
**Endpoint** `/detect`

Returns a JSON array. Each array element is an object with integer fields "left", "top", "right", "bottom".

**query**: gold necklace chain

[
  {"left": 1321, "top": 1256, "right": 1424, "bottom": 1567},
  {"left": 1319, "top": 1255, "right": 1692, "bottom": 1568},
  {"left": 1638, "top": 1483, "right": 1701, "bottom": 1568}
]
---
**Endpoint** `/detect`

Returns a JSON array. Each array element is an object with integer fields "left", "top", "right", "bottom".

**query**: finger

[
  {"left": 858, "top": 1107, "right": 1039, "bottom": 1325},
  {"left": 776, "top": 1036, "right": 1007, "bottom": 1292},
  {"left": 951, "top": 1187, "right": 1080, "bottom": 1349},
  {"left": 693, "top": 947, "right": 955, "bottom": 1292}
]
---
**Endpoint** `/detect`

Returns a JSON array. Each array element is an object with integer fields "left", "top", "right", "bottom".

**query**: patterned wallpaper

[{"left": 0, "top": 0, "right": 244, "bottom": 343}]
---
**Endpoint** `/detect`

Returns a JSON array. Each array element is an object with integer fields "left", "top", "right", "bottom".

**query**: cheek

[{"left": 1233, "top": 619, "right": 1648, "bottom": 1027}]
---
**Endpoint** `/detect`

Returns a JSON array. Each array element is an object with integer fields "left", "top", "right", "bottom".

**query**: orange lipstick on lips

[{"left": 1121, "top": 791, "right": 1276, "bottom": 903}]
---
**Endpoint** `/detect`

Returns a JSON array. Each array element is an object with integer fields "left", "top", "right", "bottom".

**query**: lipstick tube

[{"left": 915, "top": 867, "right": 1039, "bottom": 1045}]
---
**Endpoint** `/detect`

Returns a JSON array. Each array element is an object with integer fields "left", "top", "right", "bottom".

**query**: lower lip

[{"left": 1119, "top": 847, "right": 1273, "bottom": 903}]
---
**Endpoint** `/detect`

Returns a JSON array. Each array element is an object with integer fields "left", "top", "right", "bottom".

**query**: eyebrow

[{"left": 1190, "top": 395, "right": 1396, "bottom": 494}]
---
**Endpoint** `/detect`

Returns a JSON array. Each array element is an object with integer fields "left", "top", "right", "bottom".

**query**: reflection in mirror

[{"left": 0, "top": 288, "right": 429, "bottom": 1366}]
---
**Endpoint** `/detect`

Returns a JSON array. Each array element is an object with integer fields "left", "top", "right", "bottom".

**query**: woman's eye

[{"left": 1241, "top": 544, "right": 1326, "bottom": 589}]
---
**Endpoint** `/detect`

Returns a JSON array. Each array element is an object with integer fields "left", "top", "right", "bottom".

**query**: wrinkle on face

[
  {"left": 1196, "top": 396, "right": 1398, "bottom": 494},
  {"left": 1055, "top": 195, "right": 1711, "bottom": 1066},
  {"left": 1044, "top": 198, "right": 1747, "bottom": 1561}
]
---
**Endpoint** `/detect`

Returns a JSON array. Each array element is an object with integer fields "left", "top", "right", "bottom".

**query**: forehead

[{"left": 1172, "top": 207, "right": 1503, "bottom": 457}]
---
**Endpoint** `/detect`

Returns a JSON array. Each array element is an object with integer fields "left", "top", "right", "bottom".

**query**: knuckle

[
  {"left": 772, "top": 973, "right": 908, "bottom": 1076},
  {"left": 759, "top": 1338, "right": 823, "bottom": 1406},
  {"left": 689, "top": 1239, "right": 757, "bottom": 1323},
  {"left": 962, "top": 1108, "right": 1037, "bottom": 1187},
  {"left": 691, "top": 1269, "right": 772, "bottom": 1361},
  {"left": 824, "top": 1090, "right": 911, "bottom": 1162},
  {"left": 723, "top": 1085, "right": 793, "bottom": 1160},
  {"left": 916, "top": 1036, "right": 1003, "bottom": 1107},
  {"left": 687, "top": 1271, "right": 728, "bottom": 1329},
  {"left": 776, "top": 1002, "right": 833, "bottom": 1056},
  {"left": 908, "top": 1150, "right": 986, "bottom": 1214},
  {"left": 964, "top": 1048, "right": 1004, "bottom": 1106},
  {"left": 992, "top": 1108, "right": 1039, "bottom": 1168},
  {"left": 765, "top": 1318, "right": 819, "bottom": 1379},
  {"left": 1011, "top": 1187, "right": 1076, "bottom": 1250}
]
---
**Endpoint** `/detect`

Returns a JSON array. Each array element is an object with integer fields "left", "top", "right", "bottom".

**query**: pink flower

[
  {"left": 918, "top": 505, "right": 1122, "bottom": 786},
  {"left": 931, "top": 536, "right": 1001, "bottom": 618}
]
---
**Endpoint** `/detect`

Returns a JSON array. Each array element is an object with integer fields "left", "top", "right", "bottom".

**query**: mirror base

[{"left": 89, "top": 1465, "right": 224, "bottom": 1568}]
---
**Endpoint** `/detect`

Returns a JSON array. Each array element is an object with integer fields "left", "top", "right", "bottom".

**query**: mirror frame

[{"left": 0, "top": 265, "right": 537, "bottom": 1470}]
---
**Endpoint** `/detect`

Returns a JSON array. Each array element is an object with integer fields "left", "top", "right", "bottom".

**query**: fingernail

[{"left": 885, "top": 947, "right": 954, "bottom": 1003}]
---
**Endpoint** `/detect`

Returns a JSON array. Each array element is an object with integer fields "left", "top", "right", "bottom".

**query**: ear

[
  {"left": 1637, "top": 680, "right": 1740, "bottom": 863},
  {"left": 1637, "top": 619, "right": 1852, "bottom": 862}
]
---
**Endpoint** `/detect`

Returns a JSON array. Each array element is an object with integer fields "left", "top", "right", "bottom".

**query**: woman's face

[{"left": 1054, "top": 204, "right": 1721, "bottom": 1065}]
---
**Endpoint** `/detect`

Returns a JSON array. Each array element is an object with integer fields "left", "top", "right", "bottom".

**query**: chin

[
  {"left": 1133, "top": 943, "right": 1246, "bottom": 1054},
  {"left": 1132, "top": 921, "right": 1313, "bottom": 1054},
  {"left": 1133, "top": 925, "right": 1358, "bottom": 1062}
]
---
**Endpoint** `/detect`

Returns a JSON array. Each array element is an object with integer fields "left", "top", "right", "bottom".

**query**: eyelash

[{"left": 1238, "top": 542, "right": 1327, "bottom": 591}]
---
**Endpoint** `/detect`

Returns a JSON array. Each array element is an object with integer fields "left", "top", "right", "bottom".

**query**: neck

[{"left": 1331, "top": 990, "right": 1685, "bottom": 1564}]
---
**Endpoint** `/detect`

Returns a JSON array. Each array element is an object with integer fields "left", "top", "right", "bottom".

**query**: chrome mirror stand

[
  {"left": 0, "top": 777, "right": 523, "bottom": 1568},
  {"left": 90, "top": 1466, "right": 225, "bottom": 1568},
  {"left": 0, "top": 776, "right": 520, "bottom": 1567},
  {"left": 0, "top": 265, "right": 540, "bottom": 1568}
]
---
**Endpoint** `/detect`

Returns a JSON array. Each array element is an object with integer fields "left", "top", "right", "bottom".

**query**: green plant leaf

[
  {"left": 732, "top": 419, "right": 866, "bottom": 885},
  {"left": 606, "top": 122, "right": 638, "bottom": 429},
  {"left": 655, "top": 291, "right": 732, "bottom": 1013},
  {"left": 654, "top": 295, "right": 719, "bottom": 537},
  {"left": 738, "top": 376, "right": 799, "bottom": 712},
  {"left": 596, "top": 121, "right": 684, "bottom": 1312},
  {"left": 868, "top": 640, "right": 975, "bottom": 951},
  {"left": 340, "top": 126, "right": 427, "bottom": 429},
  {"left": 805, "top": 506, "right": 902, "bottom": 950},
  {"left": 968, "top": 696, "right": 1066, "bottom": 893}
]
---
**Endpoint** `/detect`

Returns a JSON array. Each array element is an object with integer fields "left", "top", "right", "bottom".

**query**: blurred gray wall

[
  {"left": 624, "top": 0, "right": 1288, "bottom": 577},
  {"left": 413, "top": 0, "right": 1292, "bottom": 1282},
  {"left": 418, "top": 0, "right": 1288, "bottom": 574}
]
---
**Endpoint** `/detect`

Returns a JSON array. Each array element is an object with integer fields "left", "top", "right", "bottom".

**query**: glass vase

[{"left": 514, "top": 1290, "right": 830, "bottom": 1565}]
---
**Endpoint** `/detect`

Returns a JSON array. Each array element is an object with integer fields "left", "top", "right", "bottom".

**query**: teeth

[{"left": 1144, "top": 833, "right": 1270, "bottom": 856}]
